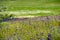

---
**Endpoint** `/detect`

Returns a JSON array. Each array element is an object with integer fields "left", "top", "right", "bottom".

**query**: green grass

[
  {"left": 0, "top": 0, "right": 60, "bottom": 16},
  {"left": 0, "top": 0, "right": 60, "bottom": 40},
  {"left": 0, "top": 0, "right": 60, "bottom": 11},
  {"left": 0, "top": 16, "right": 60, "bottom": 40}
]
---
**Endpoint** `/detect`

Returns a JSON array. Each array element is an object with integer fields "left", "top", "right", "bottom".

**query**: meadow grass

[
  {"left": 0, "top": 0, "right": 60, "bottom": 40},
  {"left": 0, "top": 15, "right": 60, "bottom": 40}
]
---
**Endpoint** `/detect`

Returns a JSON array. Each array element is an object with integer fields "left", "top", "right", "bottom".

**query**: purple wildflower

[
  {"left": 40, "top": 17, "right": 44, "bottom": 21},
  {"left": 48, "top": 33, "right": 51, "bottom": 37},
  {"left": 46, "top": 16, "right": 51, "bottom": 20},
  {"left": 47, "top": 37, "right": 51, "bottom": 40},
  {"left": 47, "top": 33, "right": 51, "bottom": 40}
]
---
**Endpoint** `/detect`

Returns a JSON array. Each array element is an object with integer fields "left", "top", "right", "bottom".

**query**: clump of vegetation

[
  {"left": 0, "top": 6, "right": 7, "bottom": 12},
  {"left": 0, "top": 13, "right": 14, "bottom": 22},
  {"left": 0, "top": 13, "right": 14, "bottom": 38}
]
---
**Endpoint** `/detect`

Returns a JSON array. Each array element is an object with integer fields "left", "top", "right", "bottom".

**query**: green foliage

[{"left": 0, "top": 13, "right": 13, "bottom": 21}]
